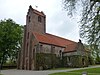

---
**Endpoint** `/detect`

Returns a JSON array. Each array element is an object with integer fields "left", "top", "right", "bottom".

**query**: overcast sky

[{"left": 0, "top": 0, "right": 81, "bottom": 42}]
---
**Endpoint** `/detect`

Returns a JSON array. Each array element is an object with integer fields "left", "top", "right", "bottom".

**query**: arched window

[
  {"left": 28, "top": 16, "right": 31, "bottom": 22},
  {"left": 26, "top": 43, "right": 28, "bottom": 56},
  {"left": 40, "top": 45, "right": 43, "bottom": 53},
  {"left": 59, "top": 50, "right": 62, "bottom": 59},
  {"left": 59, "top": 50, "right": 62, "bottom": 56},
  {"left": 38, "top": 16, "right": 42, "bottom": 22}
]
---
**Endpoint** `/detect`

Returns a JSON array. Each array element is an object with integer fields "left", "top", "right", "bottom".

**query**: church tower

[
  {"left": 26, "top": 5, "right": 46, "bottom": 34},
  {"left": 19, "top": 5, "right": 46, "bottom": 70}
]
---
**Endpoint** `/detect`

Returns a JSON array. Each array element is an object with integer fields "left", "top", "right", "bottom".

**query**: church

[{"left": 17, "top": 5, "right": 89, "bottom": 70}]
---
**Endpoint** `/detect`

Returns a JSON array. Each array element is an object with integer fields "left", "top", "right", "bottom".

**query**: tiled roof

[{"left": 33, "top": 32, "right": 78, "bottom": 52}]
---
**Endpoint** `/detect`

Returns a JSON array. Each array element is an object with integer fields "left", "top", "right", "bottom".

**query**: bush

[{"left": 36, "top": 53, "right": 61, "bottom": 70}]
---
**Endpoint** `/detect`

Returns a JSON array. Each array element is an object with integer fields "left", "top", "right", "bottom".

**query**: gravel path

[{"left": 1, "top": 65, "right": 100, "bottom": 75}]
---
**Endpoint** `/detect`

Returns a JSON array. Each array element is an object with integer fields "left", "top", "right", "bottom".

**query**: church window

[
  {"left": 40, "top": 45, "right": 43, "bottom": 53},
  {"left": 59, "top": 50, "right": 62, "bottom": 59},
  {"left": 33, "top": 48, "right": 35, "bottom": 59},
  {"left": 26, "top": 43, "right": 28, "bottom": 56},
  {"left": 38, "top": 16, "right": 42, "bottom": 22},
  {"left": 59, "top": 50, "right": 62, "bottom": 56}
]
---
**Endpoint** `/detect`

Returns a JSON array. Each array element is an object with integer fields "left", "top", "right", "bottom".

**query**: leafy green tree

[
  {"left": 63, "top": 0, "right": 100, "bottom": 63},
  {"left": 0, "top": 19, "right": 23, "bottom": 69}
]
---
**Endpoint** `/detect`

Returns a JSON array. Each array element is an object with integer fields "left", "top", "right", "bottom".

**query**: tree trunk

[{"left": 0, "top": 52, "right": 5, "bottom": 70}]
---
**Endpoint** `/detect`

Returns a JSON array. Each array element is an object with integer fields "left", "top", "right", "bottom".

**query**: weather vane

[{"left": 35, "top": 5, "right": 38, "bottom": 9}]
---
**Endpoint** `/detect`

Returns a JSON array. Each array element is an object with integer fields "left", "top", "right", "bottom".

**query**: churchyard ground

[{"left": 1, "top": 65, "right": 100, "bottom": 75}]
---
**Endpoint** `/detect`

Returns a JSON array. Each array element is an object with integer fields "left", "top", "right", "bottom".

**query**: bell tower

[
  {"left": 20, "top": 5, "right": 46, "bottom": 70},
  {"left": 26, "top": 5, "right": 46, "bottom": 34}
]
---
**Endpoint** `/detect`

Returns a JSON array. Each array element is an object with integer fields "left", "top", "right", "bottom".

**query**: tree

[
  {"left": 0, "top": 19, "right": 23, "bottom": 69},
  {"left": 63, "top": 0, "right": 100, "bottom": 63}
]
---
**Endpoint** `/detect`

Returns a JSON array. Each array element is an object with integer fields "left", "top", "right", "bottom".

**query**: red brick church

[{"left": 17, "top": 5, "right": 89, "bottom": 70}]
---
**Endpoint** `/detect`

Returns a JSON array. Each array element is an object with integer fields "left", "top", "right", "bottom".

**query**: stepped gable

[{"left": 29, "top": 5, "right": 45, "bottom": 17}]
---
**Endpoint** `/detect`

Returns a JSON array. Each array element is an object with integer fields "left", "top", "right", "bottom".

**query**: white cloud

[{"left": 0, "top": 0, "right": 81, "bottom": 42}]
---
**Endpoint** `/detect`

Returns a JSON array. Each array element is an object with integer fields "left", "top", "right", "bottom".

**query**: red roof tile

[{"left": 33, "top": 32, "right": 77, "bottom": 52}]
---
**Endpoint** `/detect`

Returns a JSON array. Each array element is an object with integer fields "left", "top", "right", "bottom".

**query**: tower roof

[{"left": 28, "top": 5, "right": 45, "bottom": 17}]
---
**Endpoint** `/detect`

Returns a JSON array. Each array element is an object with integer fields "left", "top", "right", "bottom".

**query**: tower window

[
  {"left": 38, "top": 16, "right": 42, "bottom": 22},
  {"left": 27, "top": 32, "right": 29, "bottom": 39},
  {"left": 26, "top": 43, "right": 28, "bottom": 57},
  {"left": 28, "top": 16, "right": 31, "bottom": 22}
]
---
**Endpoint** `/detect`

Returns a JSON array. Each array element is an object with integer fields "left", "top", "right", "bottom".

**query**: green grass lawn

[
  {"left": 49, "top": 67, "right": 100, "bottom": 75},
  {"left": 71, "top": 67, "right": 100, "bottom": 73}
]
